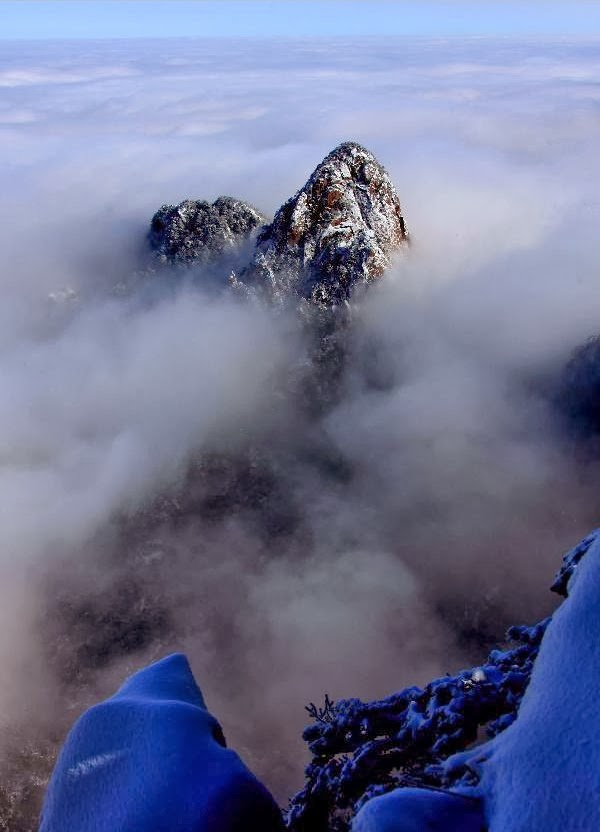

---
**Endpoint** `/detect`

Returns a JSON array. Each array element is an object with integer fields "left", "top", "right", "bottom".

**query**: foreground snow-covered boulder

[{"left": 39, "top": 653, "right": 283, "bottom": 832}]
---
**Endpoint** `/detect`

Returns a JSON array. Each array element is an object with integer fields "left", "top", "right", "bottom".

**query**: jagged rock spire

[{"left": 242, "top": 141, "right": 409, "bottom": 304}]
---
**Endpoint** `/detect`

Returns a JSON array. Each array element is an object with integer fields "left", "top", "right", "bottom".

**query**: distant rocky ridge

[{"left": 148, "top": 142, "right": 409, "bottom": 304}]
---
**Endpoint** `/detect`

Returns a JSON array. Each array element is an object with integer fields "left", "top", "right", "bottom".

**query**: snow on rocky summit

[
  {"left": 149, "top": 196, "right": 266, "bottom": 267},
  {"left": 242, "top": 141, "right": 409, "bottom": 304},
  {"left": 148, "top": 142, "right": 410, "bottom": 305}
]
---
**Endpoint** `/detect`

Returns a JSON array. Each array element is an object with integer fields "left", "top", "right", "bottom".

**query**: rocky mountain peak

[
  {"left": 145, "top": 143, "right": 408, "bottom": 305},
  {"left": 243, "top": 141, "right": 409, "bottom": 304}
]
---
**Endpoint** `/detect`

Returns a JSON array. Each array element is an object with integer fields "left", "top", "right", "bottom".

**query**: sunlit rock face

[
  {"left": 149, "top": 197, "right": 266, "bottom": 267},
  {"left": 242, "top": 142, "right": 410, "bottom": 304}
]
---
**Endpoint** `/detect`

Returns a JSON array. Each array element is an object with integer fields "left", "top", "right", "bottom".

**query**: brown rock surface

[{"left": 242, "top": 141, "right": 409, "bottom": 304}]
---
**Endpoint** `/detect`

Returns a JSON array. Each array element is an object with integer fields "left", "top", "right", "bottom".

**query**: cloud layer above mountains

[{"left": 2, "top": 36, "right": 600, "bottom": 800}]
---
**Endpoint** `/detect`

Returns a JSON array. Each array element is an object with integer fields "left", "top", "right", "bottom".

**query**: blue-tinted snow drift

[{"left": 38, "top": 653, "right": 283, "bottom": 832}]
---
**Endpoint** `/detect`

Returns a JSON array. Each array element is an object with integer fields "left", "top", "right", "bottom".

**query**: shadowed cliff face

[
  {"left": 555, "top": 336, "right": 600, "bottom": 452},
  {"left": 243, "top": 142, "right": 409, "bottom": 304}
]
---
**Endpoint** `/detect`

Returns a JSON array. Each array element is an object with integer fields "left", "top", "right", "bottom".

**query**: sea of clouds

[{"left": 2, "top": 36, "right": 600, "bottom": 801}]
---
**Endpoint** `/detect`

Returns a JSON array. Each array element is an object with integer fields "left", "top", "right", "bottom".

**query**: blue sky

[{"left": 2, "top": 1, "right": 600, "bottom": 39}]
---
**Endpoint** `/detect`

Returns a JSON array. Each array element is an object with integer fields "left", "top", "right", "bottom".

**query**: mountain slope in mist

[{"left": 42, "top": 139, "right": 411, "bottom": 691}]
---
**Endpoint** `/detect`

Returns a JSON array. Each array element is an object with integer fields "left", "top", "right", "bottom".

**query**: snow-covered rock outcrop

[
  {"left": 39, "top": 654, "right": 284, "bottom": 832},
  {"left": 555, "top": 336, "right": 600, "bottom": 448},
  {"left": 147, "top": 143, "right": 409, "bottom": 305},
  {"left": 242, "top": 142, "right": 409, "bottom": 304},
  {"left": 149, "top": 197, "right": 266, "bottom": 266}
]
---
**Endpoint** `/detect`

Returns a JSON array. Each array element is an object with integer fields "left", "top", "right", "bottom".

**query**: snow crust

[{"left": 243, "top": 141, "right": 409, "bottom": 304}]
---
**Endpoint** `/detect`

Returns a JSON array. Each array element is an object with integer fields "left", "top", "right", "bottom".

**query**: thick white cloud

[{"left": 1, "top": 36, "right": 600, "bottom": 802}]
